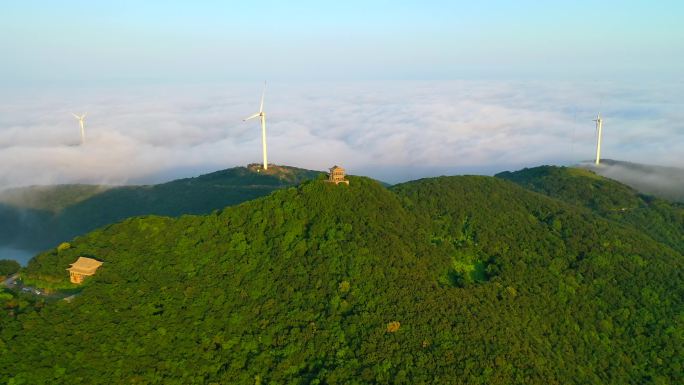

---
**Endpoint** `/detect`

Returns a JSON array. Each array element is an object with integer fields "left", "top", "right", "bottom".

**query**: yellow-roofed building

[
  {"left": 327, "top": 165, "right": 349, "bottom": 185},
  {"left": 67, "top": 257, "right": 103, "bottom": 284}
]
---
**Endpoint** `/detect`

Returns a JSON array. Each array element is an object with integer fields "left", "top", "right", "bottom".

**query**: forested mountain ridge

[
  {"left": 0, "top": 165, "right": 321, "bottom": 252},
  {"left": 496, "top": 165, "right": 684, "bottom": 254},
  {"left": 2, "top": 173, "right": 682, "bottom": 384}
]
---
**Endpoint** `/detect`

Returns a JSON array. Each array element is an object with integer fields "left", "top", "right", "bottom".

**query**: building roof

[
  {"left": 330, "top": 165, "right": 345, "bottom": 171},
  {"left": 67, "top": 257, "right": 103, "bottom": 275}
]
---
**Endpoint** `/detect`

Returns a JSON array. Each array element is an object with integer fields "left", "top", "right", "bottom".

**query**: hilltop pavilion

[
  {"left": 327, "top": 165, "right": 349, "bottom": 185},
  {"left": 67, "top": 257, "right": 103, "bottom": 284}
]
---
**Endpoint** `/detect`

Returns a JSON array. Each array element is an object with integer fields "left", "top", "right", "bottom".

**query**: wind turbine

[
  {"left": 593, "top": 113, "right": 603, "bottom": 165},
  {"left": 72, "top": 112, "right": 87, "bottom": 145},
  {"left": 243, "top": 82, "right": 268, "bottom": 170}
]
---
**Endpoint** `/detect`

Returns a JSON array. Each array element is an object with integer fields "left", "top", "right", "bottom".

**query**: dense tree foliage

[
  {"left": 0, "top": 165, "right": 320, "bottom": 251},
  {"left": 497, "top": 166, "right": 684, "bottom": 253},
  {"left": 1, "top": 172, "right": 682, "bottom": 384},
  {"left": 0, "top": 259, "right": 20, "bottom": 276}
]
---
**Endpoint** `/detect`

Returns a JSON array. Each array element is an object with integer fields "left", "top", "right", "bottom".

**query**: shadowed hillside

[
  {"left": 0, "top": 184, "right": 110, "bottom": 213},
  {"left": 0, "top": 165, "right": 322, "bottom": 255}
]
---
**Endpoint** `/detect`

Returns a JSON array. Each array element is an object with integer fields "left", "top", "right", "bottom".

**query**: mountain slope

[
  {"left": 0, "top": 165, "right": 321, "bottom": 254},
  {"left": 496, "top": 165, "right": 684, "bottom": 254},
  {"left": 2, "top": 175, "right": 682, "bottom": 384}
]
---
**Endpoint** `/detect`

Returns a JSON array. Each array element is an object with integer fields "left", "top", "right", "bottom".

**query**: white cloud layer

[{"left": 0, "top": 80, "right": 682, "bottom": 187}]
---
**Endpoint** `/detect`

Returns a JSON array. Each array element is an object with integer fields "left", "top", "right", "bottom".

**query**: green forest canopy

[{"left": 1, "top": 167, "right": 682, "bottom": 384}]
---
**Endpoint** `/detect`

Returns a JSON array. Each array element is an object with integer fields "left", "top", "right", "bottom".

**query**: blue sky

[
  {"left": 0, "top": 2, "right": 682, "bottom": 187},
  {"left": 1, "top": 1, "right": 682, "bottom": 85}
]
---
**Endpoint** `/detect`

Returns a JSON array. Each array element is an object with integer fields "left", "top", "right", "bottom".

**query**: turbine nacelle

[
  {"left": 72, "top": 112, "right": 87, "bottom": 121},
  {"left": 243, "top": 112, "right": 264, "bottom": 121}
]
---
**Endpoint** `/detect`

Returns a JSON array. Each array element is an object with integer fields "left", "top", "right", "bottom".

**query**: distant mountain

[
  {"left": 496, "top": 165, "right": 684, "bottom": 254},
  {"left": 0, "top": 184, "right": 111, "bottom": 213},
  {"left": 0, "top": 164, "right": 322, "bottom": 254},
  {"left": 579, "top": 159, "right": 684, "bottom": 203},
  {"left": 2, "top": 173, "right": 681, "bottom": 384}
]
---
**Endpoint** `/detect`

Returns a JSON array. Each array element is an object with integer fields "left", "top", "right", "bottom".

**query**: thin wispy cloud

[{"left": 0, "top": 80, "right": 682, "bottom": 187}]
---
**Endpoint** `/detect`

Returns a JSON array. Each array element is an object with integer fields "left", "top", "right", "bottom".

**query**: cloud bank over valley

[{"left": 0, "top": 80, "right": 682, "bottom": 188}]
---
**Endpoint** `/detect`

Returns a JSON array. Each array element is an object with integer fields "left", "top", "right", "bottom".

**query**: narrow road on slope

[{"left": 1, "top": 273, "right": 19, "bottom": 287}]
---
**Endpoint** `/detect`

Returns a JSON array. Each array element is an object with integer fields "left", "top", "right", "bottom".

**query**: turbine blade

[
  {"left": 259, "top": 81, "right": 266, "bottom": 113},
  {"left": 243, "top": 113, "right": 260, "bottom": 121},
  {"left": 72, "top": 113, "right": 80, "bottom": 119}
]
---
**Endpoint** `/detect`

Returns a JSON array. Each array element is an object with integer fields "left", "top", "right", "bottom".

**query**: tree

[{"left": 0, "top": 260, "right": 20, "bottom": 277}]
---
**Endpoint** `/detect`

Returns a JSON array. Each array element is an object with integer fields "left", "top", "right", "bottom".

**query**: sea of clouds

[{"left": 0, "top": 80, "right": 682, "bottom": 188}]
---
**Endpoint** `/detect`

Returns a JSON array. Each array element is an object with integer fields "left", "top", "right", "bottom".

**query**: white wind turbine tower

[
  {"left": 243, "top": 82, "right": 269, "bottom": 170},
  {"left": 593, "top": 113, "right": 603, "bottom": 165},
  {"left": 72, "top": 112, "right": 87, "bottom": 145}
]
